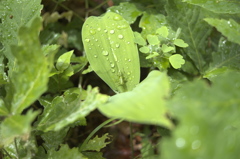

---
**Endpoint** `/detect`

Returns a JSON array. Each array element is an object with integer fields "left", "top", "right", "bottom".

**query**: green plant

[{"left": 0, "top": 0, "right": 240, "bottom": 158}]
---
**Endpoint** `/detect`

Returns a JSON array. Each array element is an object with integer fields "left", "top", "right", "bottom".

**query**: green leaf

[
  {"left": 182, "top": 0, "right": 240, "bottom": 14},
  {"left": 204, "top": 38, "right": 240, "bottom": 78},
  {"left": 204, "top": 18, "right": 240, "bottom": 45},
  {"left": 173, "top": 39, "right": 189, "bottom": 48},
  {"left": 41, "top": 128, "right": 70, "bottom": 151},
  {"left": 146, "top": 52, "right": 159, "bottom": 59},
  {"left": 107, "top": 2, "right": 143, "bottom": 24},
  {"left": 139, "top": 12, "right": 167, "bottom": 38},
  {"left": 166, "top": 0, "right": 212, "bottom": 73},
  {"left": 139, "top": 46, "right": 150, "bottom": 53},
  {"left": 134, "top": 32, "right": 147, "bottom": 46},
  {"left": 5, "top": 18, "right": 54, "bottom": 114},
  {"left": 162, "top": 44, "right": 175, "bottom": 53},
  {"left": 161, "top": 72, "right": 240, "bottom": 159},
  {"left": 81, "top": 133, "right": 111, "bottom": 152},
  {"left": 82, "top": 12, "right": 140, "bottom": 93},
  {"left": 98, "top": 71, "right": 173, "bottom": 129},
  {"left": 48, "top": 144, "right": 86, "bottom": 159},
  {"left": 0, "top": 98, "right": 9, "bottom": 116},
  {"left": 156, "top": 26, "right": 169, "bottom": 38},
  {"left": 56, "top": 50, "right": 73, "bottom": 71},
  {"left": 0, "top": 0, "right": 42, "bottom": 66},
  {"left": 169, "top": 54, "right": 185, "bottom": 69},
  {"left": 36, "top": 87, "right": 108, "bottom": 132},
  {"left": 0, "top": 110, "right": 39, "bottom": 146},
  {"left": 147, "top": 34, "right": 160, "bottom": 45}
]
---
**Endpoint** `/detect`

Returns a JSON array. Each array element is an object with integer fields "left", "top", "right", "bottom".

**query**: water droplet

[
  {"left": 85, "top": 39, "right": 90, "bottom": 42},
  {"left": 97, "top": 28, "right": 101, "bottom": 31},
  {"left": 110, "top": 63, "right": 115, "bottom": 68},
  {"left": 111, "top": 69, "right": 115, "bottom": 73},
  {"left": 113, "top": 14, "right": 123, "bottom": 21},
  {"left": 110, "top": 30, "right": 115, "bottom": 34},
  {"left": 95, "top": 39, "right": 98, "bottom": 42},
  {"left": 117, "top": 24, "right": 128, "bottom": 29},
  {"left": 127, "top": 72, "right": 131, "bottom": 75},
  {"left": 89, "top": 29, "right": 96, "bottom": 35},
  {"left": 104, "top": 29, "right": 108, "bottom": 33},
  {"left": 118, "top": 35, "right": 124, "bottom": 39},
  {"left": 94, "top": 55, "right": 97, "bottom": 58},
  {"left": 227, "top": 21, "right": 232, "bottom": 27},
  {"left": 191, "top": 140, "right": 201, "bottom": 150},
  {"left": 128, "top": 59, "right": 131, "bottom": 62},
  {"left": 116, "top": 44, "right": 120, "bottom": 48},
  {"left": 127, "top": 42, "right": 130, "bottom": 44},
  {"left": 176, "top": 138, "right": 186, "bottom": 148},
  {"left": 102, "top": 50, "right": 109, "bottom": 56}
]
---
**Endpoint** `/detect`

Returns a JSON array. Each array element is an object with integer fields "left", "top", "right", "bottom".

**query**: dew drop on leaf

[
  {"left": 94, "top": 55, "right": 97, "bottom": 58},
  {"left": 89, "top": 29, "right": 96, "bottom": 35},
  {"left": 102, "top": 50, "right": 109, "bottom": 56},
  {"left": 110, "top": 63, "right": 115, "bottom": 68},
  {"left": 85, "top": 39, "right": 90, "bottom": 42},
  {"left": 110, "top": 30, "right": 115, "bottom": 34},
  {"left": 97, "top": 27, "right": 101, "bottom": 31},
  {"left": 111, "top": 69, "right": 115, "bottom": 73},
  {"left": 118, "top": 34, "right": 124, "bottom": 39},
  {"left": 113, "top": 14, "right": 123, "bottom": 21},
  {"left": 116, "top": 44, "right": 120, "bottom": 48}
]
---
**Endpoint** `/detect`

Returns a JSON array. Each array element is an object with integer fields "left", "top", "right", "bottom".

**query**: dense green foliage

[{"left": 0, "top": 0, "right": 240, "bottom": 158}]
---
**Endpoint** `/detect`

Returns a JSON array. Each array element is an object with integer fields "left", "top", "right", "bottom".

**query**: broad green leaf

[
  {"left": 134, "top": 32, "right": 147, "bottom": 46},
  {"left": 82, "top": 12, "right": 140, "bottom": 93},
  {"left": 41, "top": 128, "right": 70, "bottom": 151},
  {"left": 156, "top": 26, "right": 169, "bottom": 38},
  {"left": 0, "top": 110, "right": 39, "bottom": 146},
  {"left": 3, "top": 137, "right": 38, "bottom": 159},
  {"left": 173, "top": 39, "right": 189, "bottom": 48},
  {"left": 98, "top": 71, "right": 173, "bottom": 128},
  {"left": 82, "top": 152, "right": 105, "bottom": 159},
  {"left": 36, "top": 87, "right": 108, "bottom": 132},
  {"left": 4, "top": 18, "right": 53, "bottom": 115},
  {"left": 56, "top": 50, "right": 73, "bottom": 71},
  {"left": 81, "top": 133, "right": 111, "bottom": 152},
  {"left": 48, "top": 144, "right": 86, "bottom": 159},
  {"left": 107, "top": 2, "right": 143, "bottom": 24},
  {"left": 0, "top": 0, "right": 42, "bottom": 67},
  {"left": 147, "top": 34, "right": 160, "bottom": 45},
  {"left": 182, "top": 0, "right": 240, "bottom": 14},
  {"left": 161, "top": 72, "right": 240, "bottom": 159},
  {"left": 0, "top": 98, "right": 9, "bottom": 116},
  {"left": 139, "top": 46, "right": 150, "bottom": 53},
  {"left": 166, "top": 0, "right": 212, "bottom": 73},
  {"left": 162, "top": 44, "right": 174, "bottom": 53},
  {"left": 139, "top": 12, "right": 167, "bottom": 38},
  {"left": 204, "top": 38, "right": 240, "bottom": 78},
  {"left": 204, "top": 18, "right": 240, "bottom": 45},
  {"left": 169, "top": 54, "right": 185, "bottom": 69}
]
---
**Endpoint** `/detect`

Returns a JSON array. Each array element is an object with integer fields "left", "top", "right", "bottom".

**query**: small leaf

[
  {"left": 98, "top": 71, "right": 173, "bottom": 128},
  {"left": 134, "top": 32, "right": 147, "bottom": 46},
  {"left": 169, "top": 54, "right": 185, "bottom": 69},
  {"left": 147, "top": 34, "right": 160, "bottom": 45},
  {"left": 56, "top": 50, "right": 73, "bottom": 71},
  {"left": 81, "top": 133, "right": 111, "bottom": 152},
  {"left": 48, "top": 144, "right": 85, "bottom": 159},
  {"left": 162, "top": 44, "right": 175, "bottom": 53},
  {"left": 173, "top": 39, "right": 188, "bottom": 48},
  {"left": 156, "top": 26, "right": 169, "bottom": 38},
  {"left": 139, "top": 46, "right": 150, "bottom": 53},
  {"left": 146, "top": 52, "right": 159, "bottom": 59}
]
